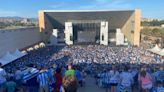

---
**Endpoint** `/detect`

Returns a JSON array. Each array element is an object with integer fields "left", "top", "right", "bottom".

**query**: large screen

[
  {"left": 73, "top": 22, "right": 100, "bottom": 44},
  {"left": 77, "top": 31, "right": 96, "bottom": 42}
]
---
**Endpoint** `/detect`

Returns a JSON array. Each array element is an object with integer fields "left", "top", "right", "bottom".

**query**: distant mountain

[
  {"left": 0, "top": 16, "right": 37, "bottom": 20},
  {"left": 0, "top": 16, "right": 38, "bottom": 22},
  {"left": 0, "top": 16, "right": 23, "bottom": 20}
]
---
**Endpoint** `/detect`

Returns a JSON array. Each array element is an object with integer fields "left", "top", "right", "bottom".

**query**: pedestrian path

[
  {"left": 78, "top": 76, "right": 105, "bottom": 92},
  {"left": 78, "top": 76, "right": 139, "bottom": 92}
]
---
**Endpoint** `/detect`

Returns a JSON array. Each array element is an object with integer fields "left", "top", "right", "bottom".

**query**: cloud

[{"left": 0, "top": 10, "right": 19, "bottom": 17}]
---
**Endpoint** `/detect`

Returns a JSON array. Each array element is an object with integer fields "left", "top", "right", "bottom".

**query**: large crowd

[{"left": 0, "top": 45, "right": 163, "bottom": 92}]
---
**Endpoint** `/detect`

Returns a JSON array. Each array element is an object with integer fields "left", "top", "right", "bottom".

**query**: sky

[{"left": 0, "top": 0, "right": 163, "bottom": 19}]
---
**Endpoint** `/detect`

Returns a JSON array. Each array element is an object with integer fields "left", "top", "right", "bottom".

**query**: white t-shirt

[
  {"left": 0, "top": 68, "right": 7, "bottom": 84},
  {"left": 120, "top": 71, "right": 133, "bottom": 87}
]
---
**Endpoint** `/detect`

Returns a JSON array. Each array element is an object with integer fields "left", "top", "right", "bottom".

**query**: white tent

[
  {"left": 0, "top": 59, "right": 8, "bottom": 65},
  {"left": 148, "top": 44, "right": 161, "bottom": 54},
  {"left": 1, "top": 52, "right": 17, "bottom": 61},
  {"left": 0, "top": 50, "right": 27, "bottom": 66},
  {"left": 158, "top": 48, "right": 164, "bottom": 56},
  {"left": 0, "top": 52, "right": 18, "bottom": 65},
  {"left": 12, "top": 49, "right": 26, "bottom": 58}
]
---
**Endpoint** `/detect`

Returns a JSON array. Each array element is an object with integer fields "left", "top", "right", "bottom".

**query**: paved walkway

[
  {"left": 78, "top": 76, "right": 105, "bottom": 92},
  {"left": 78, "top": 76, "right": 139, "bottom": 92}
]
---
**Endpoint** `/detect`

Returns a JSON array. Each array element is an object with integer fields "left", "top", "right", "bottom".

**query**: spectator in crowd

[
  {"left": 119, "top": 65, "right": 133, "bottom": 92},
  {"left": 1, "top": 45, "right": 163, "bottom": 92},
  {"left": 54, "top": 68, "right": 62, "bottom": 92},
  {"left": 65, "top": 64, "right": 75, "bottom": 76},
  {"left": 5, "top": 77, "right": 16, "bottom": 92},
  {"left": 153, "top": 66, "right": 164, "bottom": 86},
  {"left": 154, "top": 81, "right": 164, "bottom": 92},
  {"left": 138, "top": 68, "right": 153, "bottom": 92},
  {"left": 37, "top": 66, "right": 49, "bottom": 92},
  {"left": 102, "top": 70, "right": 111, "bottom": 92},
  {"left": 61, "top": 76, "right": 78, "bottom": 92},
  {"left": 47, "top": 66, "right": 56, "bottom": 92},
  {"left": 109, "top": 65, "right": 119, "bottom": 92},
  {"left": 0, "top": 62, "right": 7, "bottom": 92},
  {"left": 14, "top": 67, "right": 22, "bottom": 86},
  {"left": 26, "top": 64, "right": 39, "bottom": 92},
  {"left": 75, "top": 67, "right": 83, "bottom": 87}
]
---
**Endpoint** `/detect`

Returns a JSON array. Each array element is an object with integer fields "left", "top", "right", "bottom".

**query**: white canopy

[
  {"left": 0, "top": 52, "right": 17, "bottom": 65},
  {"left": 0, "top": 59, "right": 8, "bottom": 65},
  {"left": 148, "top": 44, "right": 161, "bottom": 54},
  {"left": 0, "top": 50, "right": 27, "bottom": 66},
  {"left": 158, "top": 48, "right": 164, "bottom": 56},
  {"left": 12, "top": 49, "right": 26, "bottom": 58},
  {"left": 1, "top": 52, "right": 17, "bottom": 61},
  {"left": 148, "top": 45, "right": 164, "bottom": 56}
]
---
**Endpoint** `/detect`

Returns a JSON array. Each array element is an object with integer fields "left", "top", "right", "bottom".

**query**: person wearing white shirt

[{"left": 0, "top": 63, "right": 7, "bottom": 92}]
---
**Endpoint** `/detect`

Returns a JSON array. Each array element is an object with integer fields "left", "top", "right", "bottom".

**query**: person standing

[
  {"left": 65, "top": 64, "right": 75, "bottom": 76},
  {"left": 154, "top": 81, "right": 164, "bottom": 92},
  {"left": 153, "top": 66, "right": 164, "bottom": 86},
  {"left": 14, "top": 67, "right": 22, "bottom": 89},
  {"left": 75, "top": 68, "right": 83, "bottom": 87},
  {"left": 0, "top": 63, "right": 7, "bottom": 92},
  {"left": 109, "top": 66, "right": 119, "bottom": 92},
  {"left": 54, "top": 68, "right": 62, "bottom": 92},
  {"left": 119, "top": 66, "right": 133, "bottom": 92},
  {"left": 138, "top": 69, "right": 153, "bottom": 92},
  {"left": 102, "top": 70, "right": 111, "bottom": 92},
  {"left": 60, "top": 76, "right": 78, "bottom": 92},
  {"left": 5, "top": 77, "right": 16, "bottom": 92},
  {"left": 37, "top": 66, "right": 49, "bottom": 92}
]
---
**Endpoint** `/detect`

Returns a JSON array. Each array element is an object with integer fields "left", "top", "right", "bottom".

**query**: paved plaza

[{"left": 78, "top": 76, "right": 105, "bottom": 92}]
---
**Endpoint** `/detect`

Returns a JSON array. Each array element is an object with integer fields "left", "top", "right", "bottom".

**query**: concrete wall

[
  {"left": 100, "top": 21, "right": 108, "bottom": 45},
  {"left": 39, "top": 11, "right": 55, "bottom": 42},
  {"left": 121, "top": 11, "right": 135, "bottom": 45},
  {"left": 0, "top": 28, "right": 42, "bottom": 57},
  {"left": 65, "top": 22, "right": 73, "bottom": 45},
  {"left": 39, "top": 10, "right": 141, "bottom": 46},
  {"left": 38, "top": 11, "right": 45, "bottom": 32},
  {"left": 134, "top": 9, "right": 141, "bottom": 46},
  {"left": 121, "top": 9, "right": 141, "bottom": 46},
  {"left": 116, "top": 29, "right": 124, "bottom": 45}
]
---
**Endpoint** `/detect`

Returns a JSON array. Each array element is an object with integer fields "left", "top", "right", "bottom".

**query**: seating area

[{"left": 0, "top": 45, "right": 163, "bottom": 92}]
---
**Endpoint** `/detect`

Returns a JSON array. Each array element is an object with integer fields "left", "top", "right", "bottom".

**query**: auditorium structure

[{"left": 39, "top": 9, "right": 141, "bottom": 46}]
